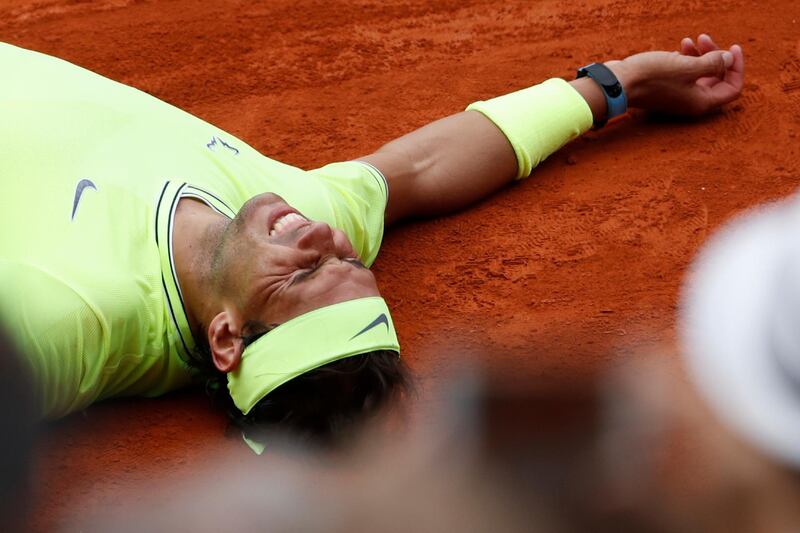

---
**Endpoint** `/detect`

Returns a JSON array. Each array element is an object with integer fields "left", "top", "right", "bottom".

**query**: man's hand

[{"left": 607, "top": 34, "right": 744, "bottom": 116}]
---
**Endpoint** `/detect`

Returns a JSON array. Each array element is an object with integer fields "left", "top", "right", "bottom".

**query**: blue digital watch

[{"left": 576, "top": 63, "right": 627, "bottom": 128}]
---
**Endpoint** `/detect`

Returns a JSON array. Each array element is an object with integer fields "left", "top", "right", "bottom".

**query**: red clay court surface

[{"left": 2, "top": 0, "right": 799, "bottom": 529}]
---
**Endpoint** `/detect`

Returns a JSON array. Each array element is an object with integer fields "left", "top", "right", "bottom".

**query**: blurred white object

[{"left": 681, "top": 193, "right": 800, "bottom": 469}]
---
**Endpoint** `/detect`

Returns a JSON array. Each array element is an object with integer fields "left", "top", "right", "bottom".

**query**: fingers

[
  {"left": 681, "top": 37, "right": 700, "bottom": 56},
  {"left": 684, "top": 49, "right": 733, "bottom": 82},
  {"left": 696, "top": 34, "right": 719, "bottom": 54},
  {"left": 681, "top": 34, "right": 718, "bottom": 56},
  {"left": 727, "top": 44, "right": 745, "bottom": 83},
  {"left": 675, "top": 36, "right": 745, "bottom": 114},
  {"left": 693, "top": 34, "right": 730, "bottom": 88},
  {"left": 716, "top": 44, "right": 745, "bottom": 93},
  {"left": 706, "top": 44, "right": 745, "bottom": 107},
  {"left": 696, "top": 76, "right": 720, "bottom": 89}
]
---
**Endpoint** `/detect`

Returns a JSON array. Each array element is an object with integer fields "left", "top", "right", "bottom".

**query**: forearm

[{"left": 363, "top": 77, "right": 609, "bottom": 225}]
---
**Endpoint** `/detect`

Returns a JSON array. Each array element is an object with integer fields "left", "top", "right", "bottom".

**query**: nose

[{"left": 295, "top": 221, "right": 337, "bottom": 252}]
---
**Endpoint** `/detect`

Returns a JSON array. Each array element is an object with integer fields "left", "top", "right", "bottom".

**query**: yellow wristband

[{"left": 466, "top": 78, "right": 593, "bottom": 179}]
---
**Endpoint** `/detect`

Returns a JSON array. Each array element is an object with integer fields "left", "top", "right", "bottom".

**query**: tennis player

[{"left": 0, "top": 34, "right": 743, "bottom": 442}]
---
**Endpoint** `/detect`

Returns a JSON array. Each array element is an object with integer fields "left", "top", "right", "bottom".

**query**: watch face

[
  {"left": 587, "top": 65, "right": 617, "bottom": 87},
  {"left": 605, "top": 82, "right": 623, "bottom": 98},
  {"left": 581, "top": 64, "right": 623, "bottom": 98}
]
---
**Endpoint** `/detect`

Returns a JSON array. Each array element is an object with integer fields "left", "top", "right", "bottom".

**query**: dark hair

[{"left": 189, "top": 323, "right": 410, "bottom": 446}]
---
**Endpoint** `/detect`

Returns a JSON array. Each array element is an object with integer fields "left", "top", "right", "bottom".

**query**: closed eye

[
  {"left": 289, "top": 257, "right": 366, "bottom": 286},
  {"left": 290, "top": 263, "right": 321, "bottom": 286},
  {"left": 343, "top": 257, "right": 366, "bottom": 269}
]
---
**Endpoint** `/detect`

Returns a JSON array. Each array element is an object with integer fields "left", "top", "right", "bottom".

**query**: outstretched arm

[{"left": 362, "top": 34, "right": 744, "bottom": 226}]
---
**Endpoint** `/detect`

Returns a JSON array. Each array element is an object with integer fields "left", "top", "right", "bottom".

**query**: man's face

[{"left": 214, "top": 192, "right": 381, "bottom": 327}]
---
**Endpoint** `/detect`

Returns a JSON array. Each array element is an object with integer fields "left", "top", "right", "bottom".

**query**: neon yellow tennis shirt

[{"left": 0, "top": 43, "right": 388, "bottom": 419}]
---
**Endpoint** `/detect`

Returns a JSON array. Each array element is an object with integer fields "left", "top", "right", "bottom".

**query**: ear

[{"left": 207, "top": 311, "right": 244, "bottom": 373}]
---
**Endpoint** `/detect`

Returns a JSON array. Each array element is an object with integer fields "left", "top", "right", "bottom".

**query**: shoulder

[{"left": 308, "top": 161, "right": 389, "bottom": 266}]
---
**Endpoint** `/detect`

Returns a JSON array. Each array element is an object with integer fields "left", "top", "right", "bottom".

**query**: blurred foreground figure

[
  {"left": 675, "top": 192, "right": 800, "bottom": 530},
  {"left": 67, "top": 366, "right": 712, "bottom": 533},
  {"left": 588, "top": 192, "right": 800, "bottom": 532},
  {"left": 682, "top": 193, "right": 800, "bottom": 469},
  {"left": 0, "top": 328, "right": 37, "bottom": 531},
  {"left": 574, "top": 194, "right": 800, "bottom": 532},
  {"left": 72, "top": 376, "right": 537, "bottom": 533},
  {"left": 600, "top": 354, "right": 800, "bottom": 533},
  {"left": 72, "top": 346, "right": 800, "bottom": 533}
]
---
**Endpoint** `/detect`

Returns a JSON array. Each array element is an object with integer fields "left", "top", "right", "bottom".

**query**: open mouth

[{"left": 269, "top": 212, "right": 307, "bottom": 237}]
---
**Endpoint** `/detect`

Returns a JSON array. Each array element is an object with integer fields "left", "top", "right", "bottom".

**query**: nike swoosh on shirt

[
  {"left": 71, "top": 179, "right": 97, "bottom": 221},
  {"left": 350, "top": 313, "right": 389, "bottom": 340}
]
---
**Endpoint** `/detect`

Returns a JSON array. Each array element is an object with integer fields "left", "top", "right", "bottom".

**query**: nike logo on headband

[{"left": 350, "top": 313, "right": 389, "bottom": 340}]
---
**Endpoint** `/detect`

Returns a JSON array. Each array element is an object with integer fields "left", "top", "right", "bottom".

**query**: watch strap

[{"left": 576, "top": 63, "right": 627, "bottom": 128}]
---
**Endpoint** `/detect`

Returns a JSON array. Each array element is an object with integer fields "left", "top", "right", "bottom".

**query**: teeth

[{"left": 270, "top": 212, "right": 305, "bottom": 237}]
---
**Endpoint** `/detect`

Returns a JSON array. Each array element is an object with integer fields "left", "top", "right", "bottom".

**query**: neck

[{"left": 172, "top": 198, "right": 229, "bottom": 342}]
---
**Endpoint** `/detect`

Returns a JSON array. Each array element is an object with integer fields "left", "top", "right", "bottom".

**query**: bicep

[
  {"left": 358, "top": 148, "right": 423, "bottom": 227},
  {"left": 359, "top": 111, "right": 518, "bottom": 226},
  {"left": 308, "top": 161, "right": 389, "bottom": 266}
]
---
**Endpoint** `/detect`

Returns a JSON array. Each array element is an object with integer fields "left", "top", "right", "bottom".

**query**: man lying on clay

[{"left": 0, "top": 34, "right": 743, "bottom": 443}]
